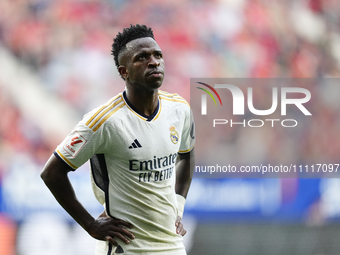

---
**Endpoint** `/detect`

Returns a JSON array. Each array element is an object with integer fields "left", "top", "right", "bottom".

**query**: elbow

[
  {"left": 40, "top": 154, "right": 71, "bottom": 185},
  {"left": 40, "top": 166, "right": 56, "bottom": 185},
  {"left": 40, "top": 168, "right": 50, "bottom": 183},
  {"left": 40, "top": 154, "right": 61, "bottom": 184}
]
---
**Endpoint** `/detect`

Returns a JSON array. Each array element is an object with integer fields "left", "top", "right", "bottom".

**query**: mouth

[{"left": 148, "top": 70, "right": 164, "bottom": 77}]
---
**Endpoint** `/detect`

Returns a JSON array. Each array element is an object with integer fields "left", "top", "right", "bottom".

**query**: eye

[
  {"left": 155, "top": 52, "right": 162, "bottom": 58},
  {"left": 138, "top": 55, "right": 146, "bottom": 60}
]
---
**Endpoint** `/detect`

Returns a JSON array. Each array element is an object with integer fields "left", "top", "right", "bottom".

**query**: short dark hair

[{"left": 111, "top": 24, "right": 155, "bottom": 74}]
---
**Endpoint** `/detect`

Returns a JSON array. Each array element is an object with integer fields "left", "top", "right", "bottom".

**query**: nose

[{"left": 148, "top": 55, "right": 160, "bottom": 67}]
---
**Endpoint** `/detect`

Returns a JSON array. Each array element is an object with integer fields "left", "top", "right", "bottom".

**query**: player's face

[{"left": 122, "top": 37, "right": 165, "bottom": 91}]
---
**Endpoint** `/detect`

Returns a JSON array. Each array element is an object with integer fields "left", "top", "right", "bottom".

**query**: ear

[{"left": 118, "top": 66, "right": 128, "bottom": 79}]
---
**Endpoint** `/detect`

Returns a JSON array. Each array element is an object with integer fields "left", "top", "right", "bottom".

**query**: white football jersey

[{"left": 55, "top": 90, "right": 195, "bottom": 254}]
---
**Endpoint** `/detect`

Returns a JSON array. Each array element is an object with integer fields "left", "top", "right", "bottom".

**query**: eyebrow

[{"left": 134, "top": 49, "right": 162, "bottom": 59}]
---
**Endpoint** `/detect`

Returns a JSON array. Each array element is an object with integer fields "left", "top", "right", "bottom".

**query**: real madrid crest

[{"left": 169, "top": 125, "right": 179, "bottom": 144}]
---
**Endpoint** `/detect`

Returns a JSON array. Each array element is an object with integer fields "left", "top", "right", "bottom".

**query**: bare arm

[
  {"left": 174, "top": 149, "right": 195, "bottom": 235},
  {"left": 175, "top": 149, "right": 195, "bottom": 198},
  {"left": 40, "top": 154, "right": 134, "bottom": 246}
]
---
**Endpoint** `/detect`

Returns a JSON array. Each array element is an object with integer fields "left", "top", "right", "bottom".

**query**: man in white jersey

[{"left": 41, "top": 24, "right": 195, "bottom": 255}]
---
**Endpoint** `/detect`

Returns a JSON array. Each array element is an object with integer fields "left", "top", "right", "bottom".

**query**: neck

[{"left": 125, "top": 87, "right": 159, "bottom": 117}]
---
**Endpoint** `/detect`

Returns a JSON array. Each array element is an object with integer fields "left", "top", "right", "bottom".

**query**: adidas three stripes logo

[{"left": 129, "top": 139, "right": 142, "bottom": 149}]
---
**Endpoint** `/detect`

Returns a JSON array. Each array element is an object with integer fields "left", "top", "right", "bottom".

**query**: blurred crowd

[
  {"left": 1, "top": 0, "right": 340, "bottom": 105},
  {"left": 0, "top": 0, "right": 340, "bottom": 210},
  {"left": 0, "top": 85, "right": 54, "bottom": 175}
]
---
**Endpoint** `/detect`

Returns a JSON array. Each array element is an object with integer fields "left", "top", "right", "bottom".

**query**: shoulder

[
  {"left": 158, "top": 90, "right": 190, "bottom": 109},
  {"left": 82, "top": 93, "right": 126, "bottom": 132}
]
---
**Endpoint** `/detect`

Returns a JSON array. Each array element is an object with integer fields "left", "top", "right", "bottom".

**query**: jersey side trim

[
  {"left": 90, "top": 154, "right": 107, "bottom": 192},
  {"left": 107, "top": 243, "right": 113, "bottom": 255},
  {"left": 55, "top": 149, "right": 78, "bottom": 169},
  {"left": 85, "top": 94, "right": 121, "bottom": 126},
  {"left": 90, "top": 154, "right": 112, "bottom": 215}
]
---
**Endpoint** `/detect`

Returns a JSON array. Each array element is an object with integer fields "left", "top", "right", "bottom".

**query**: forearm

[
  {"left": 41, "top": 155, "right": 135, "bottom": 245},
  {"left": 41, "top": 155, "right": 95, "bottom": 232},
  {"left": 175, "top": 161, "right": 191, "bottom": 198},
  {"left": 174, "top": 150, "right": 195, "bottom": 220}
]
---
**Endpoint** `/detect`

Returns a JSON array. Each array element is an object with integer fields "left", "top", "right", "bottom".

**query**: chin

[{"left": 147, "top": 79, "right": 163, "bottom": 90}]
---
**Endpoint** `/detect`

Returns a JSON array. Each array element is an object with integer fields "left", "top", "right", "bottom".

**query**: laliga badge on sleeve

[{"left": 63, "top": 131, "right": 87, "bottom": 157}]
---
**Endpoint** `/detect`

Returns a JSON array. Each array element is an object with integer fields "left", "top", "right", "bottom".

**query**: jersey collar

[{"left": 123, "top": 91, "right": 161, "bottom": 122}]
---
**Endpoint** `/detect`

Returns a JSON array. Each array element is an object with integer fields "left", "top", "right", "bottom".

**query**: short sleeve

[
  {"left": 179, "top": 108, "right": 195, "bottom": 154},
  {"left": 55, "top": 111, "right": 109, "bottom": 170}
]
